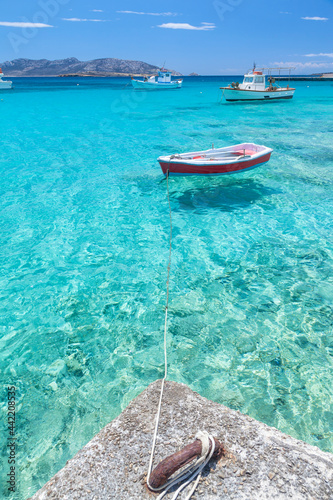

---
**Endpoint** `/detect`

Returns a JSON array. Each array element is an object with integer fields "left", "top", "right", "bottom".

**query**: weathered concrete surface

[{"left": 30, "top": 380, "right": 333, "bottom": 500}]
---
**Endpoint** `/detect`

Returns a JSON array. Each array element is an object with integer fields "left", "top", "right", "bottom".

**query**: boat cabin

[
  {"left": 157, "top": 70, "right": 172, "bottom": 83},
  {"left": 239, "top": 71, "right": 267, "bottom": 90},
  {"left": 146, "top": 70, "right": 173, "bottom": 84}
]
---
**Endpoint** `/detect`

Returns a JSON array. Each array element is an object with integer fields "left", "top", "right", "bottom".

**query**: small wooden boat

[{"left": 158, "top": 143, "right": 273, "bottom": 176}]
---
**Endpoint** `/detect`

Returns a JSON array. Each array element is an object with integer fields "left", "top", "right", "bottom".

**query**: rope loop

[{"left": 153, "top": 431, "right": 216, "bottom": 500}]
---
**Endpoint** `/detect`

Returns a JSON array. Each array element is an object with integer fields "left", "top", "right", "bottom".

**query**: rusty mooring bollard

[{"left": 148, "top": 436, "right": 225, "bottom": 490}]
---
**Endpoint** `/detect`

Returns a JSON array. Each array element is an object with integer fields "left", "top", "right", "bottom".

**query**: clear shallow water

[{"left": 0, "top": 76, "right": 332, "bottom": 499}]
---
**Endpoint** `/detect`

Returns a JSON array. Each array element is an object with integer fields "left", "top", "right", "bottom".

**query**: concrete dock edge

[{"left": 30, "top": 380, "right": 333, "bottom": 499}]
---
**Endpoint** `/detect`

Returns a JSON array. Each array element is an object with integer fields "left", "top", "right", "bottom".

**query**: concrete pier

[
  {"left": 30, "top": 380, "right": 333, "bottom": 499},
  {"left": 276, "top": 76, "right": 333, "bottom": 81}
]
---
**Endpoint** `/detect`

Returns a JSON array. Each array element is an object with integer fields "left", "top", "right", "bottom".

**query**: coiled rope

[{"left": 146, "top": 169, "right": 215, "bottom": 499}]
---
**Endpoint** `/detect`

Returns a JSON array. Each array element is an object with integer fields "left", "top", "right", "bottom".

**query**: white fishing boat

[
  {"left": 221, "top": 66, "right": 295, "bottom": 102},
  {"left": 131, "top": 69, "right": 182, "bottom": 90},
  {"left": 0, "top": 68, "right": 12, "bottom": 90}
]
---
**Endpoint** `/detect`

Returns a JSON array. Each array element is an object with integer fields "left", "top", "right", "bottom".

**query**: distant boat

[
  {"left": 131, "top": 69, "right": 182, "bottom": 90},
  {"left": 158, "top": 143, "right": 273, "bottom": 176},
  {"left": 0, "top": 68, "right": 12, "bottom": 90},
  {"left": 220, "top": 66, "right": 295, "bottom": 102}
]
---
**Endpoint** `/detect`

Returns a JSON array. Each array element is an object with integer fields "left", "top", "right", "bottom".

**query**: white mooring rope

[{"left": 146, "top": 170, "right": 215, "bottom": 499}]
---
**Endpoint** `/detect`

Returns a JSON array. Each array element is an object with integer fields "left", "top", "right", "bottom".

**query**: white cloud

[
  {"left": 91, "top": 10, "right": 103, "bottom": 12},
  {"left": 117, "top": 11, "right": 178, "bottom": 16},
  {"left": 62, "top": 18, "right": 106, "bottom": 22},
  {"left": 158, "top": 22, "right": 215, "bottom": 31},
  {"left": 305, "top": 53, "right": 333, "bottom": 57},
  {"left": 0, "top": 21, "right": 53, "bottom": 27},
  {"left": 301, "top": 17, "right": 328, "bottom": 21}
]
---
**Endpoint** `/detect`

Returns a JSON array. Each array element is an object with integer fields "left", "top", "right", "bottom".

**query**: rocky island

[{"left": 0, "top": 57, "right": 182, "bottom": 77}]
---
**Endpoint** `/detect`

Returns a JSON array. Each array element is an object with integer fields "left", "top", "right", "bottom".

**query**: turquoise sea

[{"left": 0, "top": 76, "right": 333, "bottom": 499}]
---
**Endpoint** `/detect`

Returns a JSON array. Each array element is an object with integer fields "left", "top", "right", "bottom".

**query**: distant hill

[{"left": 0, "top": 57, "right": 182, "bottom": 77}]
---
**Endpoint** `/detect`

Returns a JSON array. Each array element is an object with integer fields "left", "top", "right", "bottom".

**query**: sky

[{"left": 0, "top": 0, "right": 332, "bottom": 74}]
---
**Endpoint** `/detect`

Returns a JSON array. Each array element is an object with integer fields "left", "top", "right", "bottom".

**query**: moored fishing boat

[
  {"left": 158, "top": 143, "right": 273, "bottom": 176},
  {"left": 131, "top": 69, "right": 182, "bottom": 90},
  {"left": 0, "top": 68, "right": 12, "bottom": 90},
  {"left": 220, "top": 66, "right": 295, "bottom": 102}
]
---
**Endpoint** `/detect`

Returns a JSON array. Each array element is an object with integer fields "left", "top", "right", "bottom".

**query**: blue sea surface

[{"left": 0, "top": 76, "right": 332, "bottom": 499}]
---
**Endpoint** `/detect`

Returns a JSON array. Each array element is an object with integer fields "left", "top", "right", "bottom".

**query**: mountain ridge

[{"left": 0, "top": 57, "right": 182, "bottom": 77}]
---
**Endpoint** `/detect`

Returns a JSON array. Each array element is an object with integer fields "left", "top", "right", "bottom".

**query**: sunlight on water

[{"left": 0, "top": 77, "right": 332, "bottom": 499}]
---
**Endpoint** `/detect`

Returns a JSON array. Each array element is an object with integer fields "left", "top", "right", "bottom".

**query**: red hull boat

[{"left": 158, "top": 143, "right": 273, "bottom": 176}]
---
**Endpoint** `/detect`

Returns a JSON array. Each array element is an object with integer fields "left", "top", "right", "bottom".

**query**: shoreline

[{"left": 4, "top": 74, "right": 333, "bottom": 80}]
